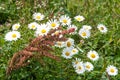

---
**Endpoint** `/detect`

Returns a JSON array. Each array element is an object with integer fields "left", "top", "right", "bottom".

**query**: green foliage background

[{"left": 0, "top": 0, "right": 120, "bottom": 80}]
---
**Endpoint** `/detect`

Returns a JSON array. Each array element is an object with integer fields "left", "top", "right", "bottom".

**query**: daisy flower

[
  {"left": 55, "top": 41, "right": 65, "bottom": 48},
  {"left": 47, "top": 19, "right": 60, "bottom": 29},
  {"left": 62, "top": 48, "right": 73, "bottom": 59},
  {"left": 5, "top": 31, "right": 21, "bottom": 41},
  {"left": 84, "top": 62, "right": 94, "bottom": 72},
  {"left": 35, "top": 24, "right": 50, "bottom": 36},
  {"left": 79, "top": 28, "right": 91, "bottom": 38},
  {"left": 74, "top": 15, "right": 85, "bottom": 22},
  {"left": 12, "top": 23, "right": 20, "bottom": 30},
  {"left": 75, "top": 62, "right": 85, "bottom": 74},
  {"left": 97, "top": 24, "right": 108, "bottom": 33},
  {"left": 87, "top": 50, "right": 99, "bottom": 61},
  {"left": 71, "top": 47, "right": 78, "bottom": 55},
  {"left": 33, "top": 13, "right": 44, "bottom": 21},
  {"left": 82, "top": 25, "right": 92, "bottom": 30},
  {"left": 67, "top": 25, "right": 78, "bottom": 34},
  {"left": 72, "top": 58, "right": 81, "bottom": 68},
  {"left": 28, "top": 22, "right": 39, "bottom": 30},
  {"left": 59, "top": 15, "right": 71, "bottom": 26},
  {"left": 106, "top": 65, "right": 118, "bottom": 76},
  {"left": 65, "top": 38, "right": 74, "bottom": 48}
]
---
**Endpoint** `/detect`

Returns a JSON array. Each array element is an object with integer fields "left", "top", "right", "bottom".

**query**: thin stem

[{"left": 106, "top": 72, "right": 110, "bottom": 80}]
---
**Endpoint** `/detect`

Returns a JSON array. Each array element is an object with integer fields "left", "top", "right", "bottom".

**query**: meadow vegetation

[{"left": 0, "top": 0, "right": 120, "bottom": 80}]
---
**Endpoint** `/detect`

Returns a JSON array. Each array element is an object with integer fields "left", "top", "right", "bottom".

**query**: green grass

[{"left": 0, "top": 0, "right": 120, "bottom": 80}]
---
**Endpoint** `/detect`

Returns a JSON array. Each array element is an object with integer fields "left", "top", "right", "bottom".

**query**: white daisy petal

[
  {"left": 82, "top": 25, "right": 92, "bottom": 30},
  {"left": 62, "top": 48, "right": 73, "bottom": 59},
  {"left": 5, "top": 31, "right": 21, "bottom": 41},
  {"left": 74, "top": 15, "right": 85, "bottom": 22},
  {"left": 47, "top": 19, "right": 60, "bottom": 29},
  {"left": 65, "top": 38, "right": 74, "bottom": 48},
  {"left": 35, "top": 24, "right": 50, "bottom": 36},
  {"left": 75, "top": 62, "right": 85, "bottom": 74},
  {"left": 79, "top": 28, "right": 91, "bottom": 38},
  {"left": 106, "top": 65, "right": 118, "bottom": 76},
  {"left": 72, "top": 58, "right": 81, "bottom": 68},
  {"left": 55, "top": 41, "right": 65, "bottom": 48},
  {"left": 87, "top": 50, "right": 99, "bottom": 61},
  {"left": 59, "top": 15, "right": 71, "bottom": 26},
  {"left": 84, "top": 62, "right": 94, "bottom": 72},
  {"left": 12, "top": 23, "right": 20, "bottom": 31},
  {"left": 97, "top": 24, "right": 108, "bottom": 33},
  {"left": 71, "top": 47, "right": 78, "bottom": 55},
  {"left": 28, "top": 22, "right": 39, "bottom": 30},
  {"left": 33, "top": 13, "right": 44, "bottom": 21}
]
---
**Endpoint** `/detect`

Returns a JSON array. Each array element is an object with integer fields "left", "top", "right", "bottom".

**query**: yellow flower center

[
  {"left": 36, "top": 16, "right": 41, "bottom": 19},
  {"left": 63, "top": 19, "right": 67, "bottom": 23},
  {"left": 110, "top": 68, "right": 115, "bottom": 73},
  {"left": 41, "top": 29, "right": 46, "bottom": 33},
  {"left": 100, "top": 27, "right": 104, "bottom": 30},
  {"left": 72, "top": 49, "right": 76, "bottom": 53},
  {"left": 78, "top": 66, "right": 82, "bottom": 70},
  {"left": 15, "top": 26, "right": 19, "bottom": 29},
  {"left": 82, "top": 32, "right": 86, "bottom": 36},
  {"left": 51, "top": 23, "right": 56, "bottom": 27},
  {"left": 67, "top": 41, "right": 71, "bottom": 47},
  {"left": 75, "top": 61, "right": 79, "bottom": 64},
  {"left": 86, "top": 65, "right": 90, "bottom": 69},
  {"left": 77, "top": 18, "right": 81, "bottom": 21},
  {"left": 12, "top": 34, "right": 17, "bottom": 38},
  {"left": 54, "top": 31, "right": 59, "bottom": 35},
  {"left": 91, "top": 53, "right": 96, "bottom": 58},
  {"left": 31, "top": 25, "right": 35, "bottom": 29},
  {"left": 65, "top": 52, "right": 70, "bottom": 56},
  {"left": 57, "top": 42, "right": 62, "bottom": 46}
]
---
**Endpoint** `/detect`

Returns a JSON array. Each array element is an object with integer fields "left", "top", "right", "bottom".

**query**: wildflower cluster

[
  {"left": 5, "top": 12, "right": 118, "bottom": 77},
  {"left": 54, "top": 15, "right": 118, "bottom": 76}
]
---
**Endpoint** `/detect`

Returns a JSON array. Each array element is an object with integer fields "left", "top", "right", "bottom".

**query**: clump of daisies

[
  {"left": 62, "top": 46, "right": 79, "bottom": 59},
  {"left": 72, "top": 58, "right": 94, "bottom": 74},
  {"left": 56, "top": 38, "right": 79, "bottom": 59},
  {"left": 5, "top": 31, "right": 21, "bottom": 41},
  {"left": 106, "top": 65, "right": 118, "bottom": 76},
  {"left": 62, "top": 47, "right": 73, "bottom": 59},
  {"left": 5, "top": 23, "right": 21, "bottom": 41}
]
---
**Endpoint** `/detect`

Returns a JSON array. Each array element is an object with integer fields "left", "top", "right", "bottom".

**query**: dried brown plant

[{"left": 6, "top": 27, "right": 75, "bottom": 75}]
